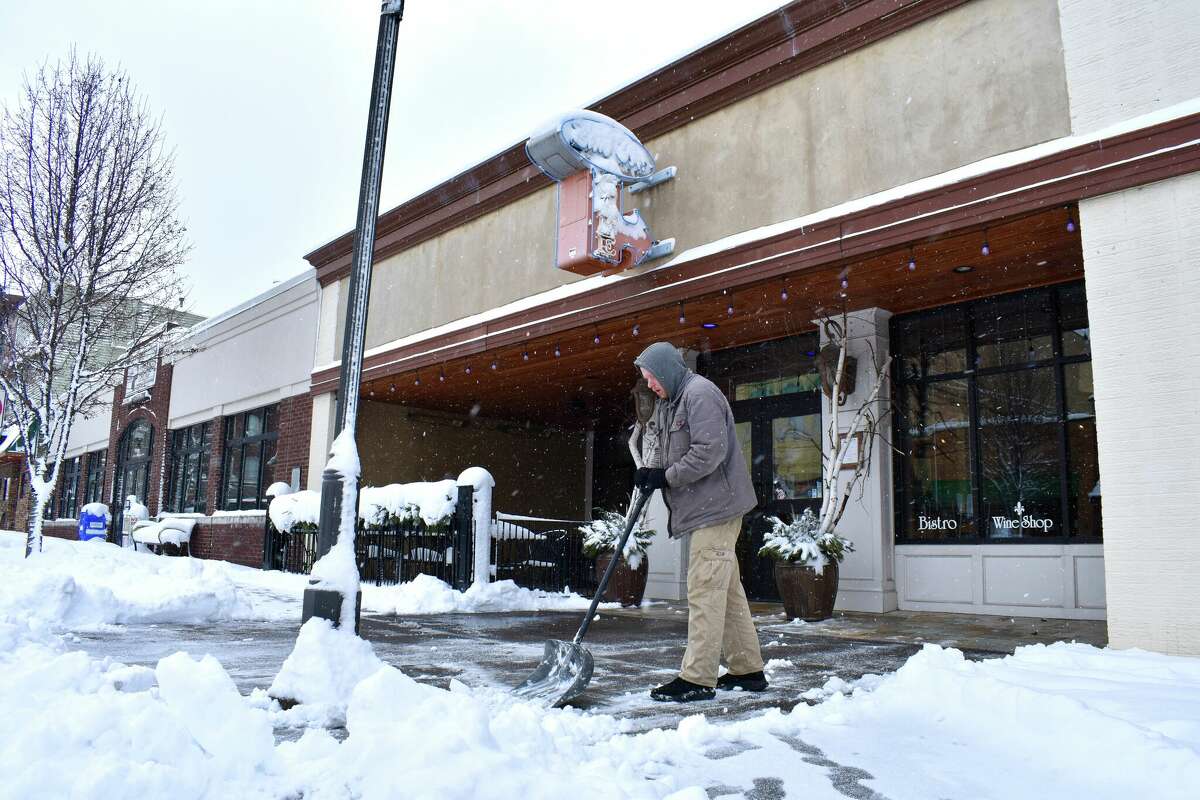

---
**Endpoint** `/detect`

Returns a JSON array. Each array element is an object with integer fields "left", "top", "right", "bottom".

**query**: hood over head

[{"left": 634, "top": 342, "right": 691, "bottom": 400}]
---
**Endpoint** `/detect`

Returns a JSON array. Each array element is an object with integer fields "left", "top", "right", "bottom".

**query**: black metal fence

[
  {"left": 491, "top": 514, "right": 597, "bottom": 595},
  {"left": 263, "top": 485, "right": 476, "bottom": 589}
]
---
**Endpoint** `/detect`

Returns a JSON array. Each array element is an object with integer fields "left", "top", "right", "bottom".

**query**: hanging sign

[{"left": 526, "top": 110, "right": 675, "bottom": 276}]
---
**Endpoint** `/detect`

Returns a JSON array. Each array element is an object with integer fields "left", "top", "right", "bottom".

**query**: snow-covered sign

[
  {"left": 525, "top": 109, "right": 674, "bottom": 276},
  {"left": 527, "top": 109, "right": 656, "bottom": 182}
]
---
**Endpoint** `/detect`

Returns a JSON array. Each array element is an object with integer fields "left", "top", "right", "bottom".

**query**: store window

[
  {"left": 83, "top": 449, "right": 107, "bottom": 505},
  {"left": 52, "top": 457, "right": 80, "bottom": 518},
  {"left": 166, "top": 422, "right": 212, "bottom": 513},
  {"left": 220, "top": 406, "right": 278, "bottom": 511},
  {"left": 892, "top": 282, "right": 1099, "bottom": 543}
]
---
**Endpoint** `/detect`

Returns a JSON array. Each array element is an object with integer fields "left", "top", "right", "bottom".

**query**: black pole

[{"left": 303, "top": 0, "right": 405, "bottom": 630}]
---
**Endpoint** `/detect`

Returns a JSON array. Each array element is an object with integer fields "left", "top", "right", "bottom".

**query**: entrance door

[
  {"left": 733, "top": 395, "right": 823, "bottom": 601},
  {"left": 699, "top": 336, "right": 824, "bottom": 601},
  {"left": 112, "top": 419, "right": 153, "bottom": 539}
]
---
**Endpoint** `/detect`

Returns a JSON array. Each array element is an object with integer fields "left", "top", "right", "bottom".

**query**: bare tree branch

[{"left": 0, "top": 51, "right": 192, "bottom": 557}]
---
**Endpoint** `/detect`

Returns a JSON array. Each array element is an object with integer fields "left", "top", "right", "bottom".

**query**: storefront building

[
  {"left": 299, "top": 0, "right": 1198, "bottom": 653},
  {"left": 38, "top": 272, "right": 320, "bottom": 565}
]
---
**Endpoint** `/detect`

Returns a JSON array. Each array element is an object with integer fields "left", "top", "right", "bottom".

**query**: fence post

[
  {"left": 453, "top": 485, "right": 473, "bottom": 591},
  {"left": 456, "top": 467, "right": 494, "bottom": 588}
]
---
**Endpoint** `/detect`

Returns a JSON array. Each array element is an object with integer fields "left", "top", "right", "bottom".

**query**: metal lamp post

[{"left": 302, "top": 0, "right": 405, "bottom": 632}]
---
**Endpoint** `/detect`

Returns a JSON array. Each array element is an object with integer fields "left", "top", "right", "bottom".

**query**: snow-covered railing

[{"left": 267, "top": 480, "right": 459, "bottom": 534}]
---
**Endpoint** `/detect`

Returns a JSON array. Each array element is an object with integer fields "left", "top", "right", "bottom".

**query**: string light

[
  {"left": 593, "top": 326, "right": 601, "bottom": 345},
  {"left": 414, "top": 373, "right": 421, "bottom": 386},
  {"left": 678, "top": 303, "right": 686, "bottom": 324},
  {"left": 632, "top": 320, "right": 640, "bottom": 336},
  {"left": 438, "top": 367, "right": 445, "bottom": 383},
  {"left": 981, "top": 230, "right": 990, "bottom": 257},
  {"left": 464, "top": 364, "right": 472, "bottom": 375},
  {"left": 1066, "top": 207, "right": 1077, "bottom": 233},
  {"left": 490, "top": 360, "right": 497, "bottom": 370},
  {"left": 907, "top": 250, "right": 917, "bottom": 272},
  {"left": 727, "top": 301, "right": 734, "bottom": 317},
  {"left": 522, "top": 350, "right": 529, "bottom": 362},
  {"left": 554, "top": 343, "right": 561, "bottom": 358},
  {"left": 389, "top": 383, "right": 396, "bottom": 393},
  {"left": 781, "top": 282, "right": 789, "bottom": 302}
]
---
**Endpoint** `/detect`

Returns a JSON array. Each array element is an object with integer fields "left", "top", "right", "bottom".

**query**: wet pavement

[{"left": 70, "top": 603, "right": 1106, "bottom": 735}]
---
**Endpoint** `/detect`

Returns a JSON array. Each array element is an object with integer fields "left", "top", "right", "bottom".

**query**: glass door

[
  {"left": 734, "top": 395, "right": 823, "bottom": 601},
  {"left": 700, "top": 335, "right": 824, "bottom": 602},
  {"left": 112, "top": 420, "right": 153, "bottom": 540}
]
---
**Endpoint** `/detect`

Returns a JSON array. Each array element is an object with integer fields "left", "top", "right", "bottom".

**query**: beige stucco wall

[
  {"left": 356, "top": 399, "right": 588, "bottom": 520},
  {"left": 316, "top": 0, "right": 1071, "bottom": 359},
  {"left": 1081, "top": 172, "right": 1200, "bottom": 655}
]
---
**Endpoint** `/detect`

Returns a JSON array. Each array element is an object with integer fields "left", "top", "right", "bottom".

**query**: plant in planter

[
  {"left": 760, "top": 507, "right": 855, "bottom": 620},
  {"left": 762, "top": 311, "right": 892, "bottom": 620},
  {"left": 580, "top": 508, "right": 655, "bottom": 607}
]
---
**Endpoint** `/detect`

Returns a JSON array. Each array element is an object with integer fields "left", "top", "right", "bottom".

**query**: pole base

[{"left": 302, "top": 586, "right": 362, "bottom": 636}]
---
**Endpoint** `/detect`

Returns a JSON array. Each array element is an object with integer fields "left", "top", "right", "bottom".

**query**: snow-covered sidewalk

[
  {"left": 2, "top": 532, "right": 1198, "bottom": 799},
  {"left": 0, "top": 532, "right": 600, "bottom": 628}
]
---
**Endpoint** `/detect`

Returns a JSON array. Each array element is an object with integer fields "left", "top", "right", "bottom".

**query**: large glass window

[
  {"left": 52, "top": 457, "right": 80, "bottom": 518},
  {"left": 83, "top": 450, "right": 107, "bottom": 505},
  {"left": 220, "top": 406, "right": 278, "bottom": 511},
  {"left": 166, "top": 422, "right": 212, "bottom": 513},
  {"left": 892, "top": 282, "right": 1100, "bottom": 543}
]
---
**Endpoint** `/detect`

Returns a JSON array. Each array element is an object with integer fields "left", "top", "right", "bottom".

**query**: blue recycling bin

[{"left": 78, "top": 507, "right": 109, "bottom": 541}]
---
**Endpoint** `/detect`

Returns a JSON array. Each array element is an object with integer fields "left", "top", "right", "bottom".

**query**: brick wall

[
  {"left": 189, "top": 515, "right": 267, "bottom": 568},
  {"left": 275, "top": 393, "right": 313, "bottom": 491},
  {"left": 109, "top": 359, "right": 174, "bottom": 516}
]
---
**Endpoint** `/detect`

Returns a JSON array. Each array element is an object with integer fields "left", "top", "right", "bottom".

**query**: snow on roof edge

[{"left": 182, "top": 271, "right": 315, "bottom": 342}]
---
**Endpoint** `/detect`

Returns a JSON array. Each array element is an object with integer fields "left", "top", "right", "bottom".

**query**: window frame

[
  {"left": 51, "top": 457, "right": 81, "bottom": 519},
  {"left": 891, "top": 282, "right": 1098, "bottom": 545},
  {"left": 165, "top": 422, "right": 212, "bottom": 514},
  {"left": 219, "top": 406, "right": 279, "bottom": 511},
  {"left": 83, "top": 449, "right": 107, "bottom": 505}
]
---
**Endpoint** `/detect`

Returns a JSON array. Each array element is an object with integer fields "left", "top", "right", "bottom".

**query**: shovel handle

[{"left": 573, "top": 488, "right": 653, "bottom": 645}]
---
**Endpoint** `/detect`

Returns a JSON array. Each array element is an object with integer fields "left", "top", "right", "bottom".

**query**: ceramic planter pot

[
  {"left": 594, "top": 553, "right": 649, "bottom": 607},
  {"left": 773, "top": 559, "right": 839, "bottom": 621}
]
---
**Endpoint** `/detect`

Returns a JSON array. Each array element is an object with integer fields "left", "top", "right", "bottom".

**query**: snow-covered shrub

[
  {"left": 579, "top": 509, "right": 654, "bottom": 570},
  {"left": 268, "top": 481, "right": 458, "bottom": 534},
  {"left": 759, "top": 507, "right": 854, "bottom": 568}
]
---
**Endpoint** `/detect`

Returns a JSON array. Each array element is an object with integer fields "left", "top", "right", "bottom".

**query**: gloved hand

[{"left": 636, "top": 467, "right": 668, "bottom": 491}]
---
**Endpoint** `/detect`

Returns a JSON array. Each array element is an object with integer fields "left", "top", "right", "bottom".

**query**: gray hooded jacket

[{"left": 634, "top": 343, "right": 758, "bottom": 537}]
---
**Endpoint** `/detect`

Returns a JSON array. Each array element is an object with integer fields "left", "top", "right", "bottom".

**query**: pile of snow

[
  {"left": 268, "top": 479, "right": 457, "bottom": 533},
  {"left": 0, "top": 532, "right": 600, "bottom": 629},
  {"left": 268, "top": 617, "right": 387, "bottom": 713},
  {"left": 0, "top": 533, "right": 303, "bottom": 627},
  {"left": 364, "top": 574, "right": 601, "bottom": 616}
]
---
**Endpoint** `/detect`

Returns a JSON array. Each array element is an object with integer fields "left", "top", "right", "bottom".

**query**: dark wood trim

[
  {"left": 309, "top": 112, "right": 1200, "bottom": 395},
  {"left": 307, "top": 0, "right": 971, "bottom": 283}
]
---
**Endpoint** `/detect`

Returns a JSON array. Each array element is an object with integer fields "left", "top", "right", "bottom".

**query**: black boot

[
  {"left": 716, "top": 670, "right": 768, "bottom": 692},
  {"left": 650, "top": 677, "right": 716, "bottom": 702}
]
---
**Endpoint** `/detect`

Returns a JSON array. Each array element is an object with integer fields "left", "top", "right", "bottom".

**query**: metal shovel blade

[{"left": 512, "top": 639, "right": 594, "bottom": 706}]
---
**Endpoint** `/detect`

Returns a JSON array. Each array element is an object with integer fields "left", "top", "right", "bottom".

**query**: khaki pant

[{"left": 679, "top": 516, "right": 764, "bottom": 687}]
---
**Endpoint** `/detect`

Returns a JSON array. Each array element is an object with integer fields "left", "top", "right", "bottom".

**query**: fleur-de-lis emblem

[{"left": 1013, "top": 501, "right": 1025, "bottom": 516}]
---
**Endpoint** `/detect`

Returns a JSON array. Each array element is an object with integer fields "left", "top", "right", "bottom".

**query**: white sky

[{"left": 0, "top": 0, "right": 784, "bottom": 317}]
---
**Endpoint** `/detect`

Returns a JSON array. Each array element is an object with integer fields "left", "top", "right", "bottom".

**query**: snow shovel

[{"left": 513, "top": 487, "right": 653, "bottom": 706}]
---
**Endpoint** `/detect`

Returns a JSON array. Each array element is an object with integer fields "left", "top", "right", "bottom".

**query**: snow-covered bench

[{"left": 131, "top": 517, "right": 197, "bottom": 556}]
